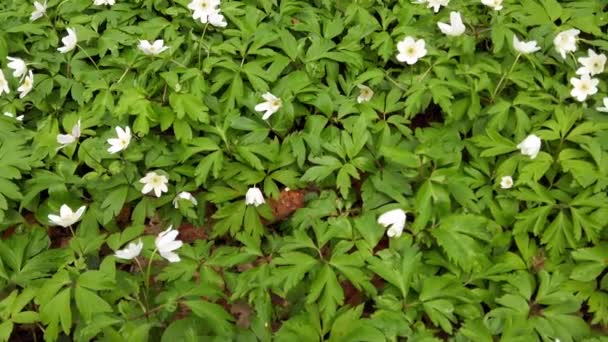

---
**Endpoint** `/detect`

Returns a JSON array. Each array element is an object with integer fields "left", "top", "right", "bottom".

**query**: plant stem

[
  {"left": 198, "top": 23, "right": 209, "bottom": 68},
  {"left": 132, "top": 257, "right": 150, "bottom": 310},
  {"left": 492, "top": 53, "right": 521, "bottom": 100},
  {"left": 76, "top": 44, "right": 100, "bottom": 71},
  {"left": 417, "top": 62, "right": 436, "bottom": 83},
  {"left": 384, "top": 73, "right": 408, "bottom": 91},
  {"left": 116, "top": 66, "right": 130, "bottom": 84},
  {"left": 68, "top": 224, "right": 75, "bottom": 237},
  {"left": 144, "top": 248, "right": 158, "bottom": 309}
]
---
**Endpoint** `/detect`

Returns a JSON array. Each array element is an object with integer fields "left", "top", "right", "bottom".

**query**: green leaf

[
  {"left": 74, "top": 286, "right": 112, "bottom": 320},
  {"left": 169, "top": 93, "right": 209, "bottom": 123},
  {"left": 185, "top": 300, "right": 234, "bottom": 336},
  {"left": 307, "top": 264, "right": 343, "bottom": 320},
  {"left": 471, "top": 130, "right": 516, "bottom": 157},
  {"left": 40, "top": 288, "right": 72, "bottom": 336},
  {"left": 431, "top": 215, "right": 491, "bottom": 272},
  {"left": 0, "top": 321, "right": 13, "bottom": 342}
]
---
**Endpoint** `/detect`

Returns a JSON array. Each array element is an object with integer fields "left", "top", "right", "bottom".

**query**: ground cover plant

[{"left": 0, "top": 0, "right": 608, "bottom": 340}]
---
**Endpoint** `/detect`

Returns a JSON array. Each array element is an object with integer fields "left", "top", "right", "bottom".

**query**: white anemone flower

[
  {"left": 576, "top": 49, "right": 606, "bottom": 76},
  {"left": 481, "top": 0, "right": 503, "bottom": 11},
  {"left": 155, "top": 226, "right": 183, "bottom": 263},
  {"left": 57, "top": 120, "right": 81, "bottom": 146},
  {"left": 596, "top": 97, "right": 608, "bottom": 113},
  {"left": 437, "top": 12, "right": 465, "bottom": 37},
  {"left": 396, "top": 36, "right": 427, "bottom": 65},
  {"left": 57, "top": 28, "right": 77, "bottom": 53},
  {"left": 500, "top": 176, "right": 514, "bottom": 189},
  {"left": 553, "top": 29, "right": 580, "bottom": 59},
  {"left": 425, "top": 0, "right": 449, "bottom": 13},
  {"left": 115, "top": 240, "right": 143, "bottom": 260},
  {"left": 245, "top": 187, "right": 265, "bottom": 207},
  {"left": 17, "top": 70, "right": 34, "bottom": 98},
  {"left": 93, "top": 0, "right": 116, "bottom": 5},
  {"left": 173, "top": 191, "right": 198, "bottom": 208},
  {"left": 139, "top": 171, "right": 169, "bottom": 197},
  {"left": 377, "top": 209, "right": 406, "bottom": 238},
  {"left": 0, "top": 70, "right": 10, "bottom": 96},
  {"left": 188, "top": 0, "right": 227, "bottom": 27},
  {"left": 107, "top": 126, "right": 131, "bottom": 154},
  {"left": 7, "top": 57, "right": 28, "bottom": 79},
  {"left": 512, "top": 36, "right": 541, "bottom": 54},
  {"left": 255, "top": 92, "right": 282, "bottom": 120},
  {"left": 570, "top": 74, "right": 599, "bottom": 102},
  {"left": 30, "top": 1, "right": 47, "bottom": 21},
  {"left": 48, "top": 204, "right": 86, "bottom": 227},
  {"left": 4, "top": 112, "right": 24, "bottom": 121},
  {"left": 517, "top": 134, "right": 542, "bottom": 159},
  {"left": 138, "top": 40, "right": 169, "bottom": 56},
  {"left": 356, "top": 84, "right": 374, "bottom": 103}
]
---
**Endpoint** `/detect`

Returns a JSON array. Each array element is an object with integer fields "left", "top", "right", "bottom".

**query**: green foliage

[{"left": 0, "top": 0, "right": 607, "bottom": 340}]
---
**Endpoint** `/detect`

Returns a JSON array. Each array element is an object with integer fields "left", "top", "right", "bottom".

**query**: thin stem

[
  {"left": 130, "top": 256, "right": 150, "bottom": 313},
  {"left": 68, "top": 225, "right": 75, "bottom": 237},
  {"left": 417, "top": 62, "right": 436, "bottom": 83},
  {"left": 198, "top": 23, "right": 209, "bottom": 67},
  {"left": 385, "top": 73, "right": 408, "bottom": 91},
  {"left": 116, "top": 66, "right": 130, "bottom": 84},
  {"left": 80, "top": 145, "right": 106, "bottom": 171},
  {"left": 76, "top": 44, "right": 99, "bottom": 71},
  {"left": 170, "top": 59, "right": 188, "bottom": 69},
  {"left": 492, "top": 53, "right": 521, "bottom": 100},
  {"left": 144, "top": 248, "right": 158, "bottom": 300},
  {"left": 128, "top": 303, "right": 168, "bottom": 321}
]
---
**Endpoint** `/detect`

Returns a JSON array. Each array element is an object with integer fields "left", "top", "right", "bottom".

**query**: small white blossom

[
  {"left": 424, "top": 0, "right": 449, "bottom": 13},
  {"left": 188, "top": 0, "right": 227, "bottom": 27},
  {"left": 173, "top": 191, "right": 198, "bottom": 208},
  {"left": 17, "top": 70, "right": 34, "bottom": 98},
  {"left": 553, "top": 29, "right": 579, "bottom": 59},
  {"left": 57, "top": 120, "right": 81, "bottom": 146},
  {"left": 140, "top": 171, "right": 169, "bottom": 197},
  {"left": 138, "top": 40, "right": 169, "bottom": 56},
  {"left": 517, "top": 134, "right": 542, "bottom": 159},
  {"left": 93, "top": 0, "right": 116, "bottom": 5},
  {"left": 596, "top": 97, "right": 608, "bottom": 113},
  {"left": 576, "top": 49, "right": 606, "bottom": 76},
  {"left": 155, "top": 226, "right": 183, "bottom": 263},
  {"left": 396, "top": 36, "right": 427, "bottom": 65},
  {"left": 570, "top": 74, "right": 599, "bottom": 102},
  {"left": 255, "top": 92, "right": 282, "bottom": 120},
  {"left": 115, "top": 239, "right": 143, "bottom": 260},
  {"left": 437, "top": 11, "right": 465, "bottom": 36},
  {"left": 30, "top": 1, "right": 47, "bottom": 21},
  {"left": 356, "top": 84, "right": 374, "bottom": 103},
  {"left": 4, "top": 112, "right": 24, "bottom": 121},
  {"left": 512, "top": 36, "right": 540, "bottom": 54},
  {"left": 6, "top": 57, "right": 28, "bottom": 79},
  {"left": 378, "top": 209, "right": 406, "bottom": 238},
  {"left": 0, "top": 70, "right": 9, "bottom": 96},
  {"left": 57, "top": 28, "right": 77, "bottom": 54},
  {"left": 245, "top": 187, "right": 265, "bottom": 207},
  {"left": 500, "top": 176, "right": 514, "bottom": 189},
  {"left": 48, "top": 204, "right": 86, "bottom": 227},
  {"left": 107, "top": 126, "right": 131, "bottom": 154},
  {"left": 481, "top": 0, "right": 503, "bottom": 11}
]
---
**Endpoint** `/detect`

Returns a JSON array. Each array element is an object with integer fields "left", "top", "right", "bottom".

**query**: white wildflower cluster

[
  {"left": 188, "top": 0, "right": 227, "bottom": 27},
  {"left": 0, "top": 56, "right": 35, "bottom": 101}
]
